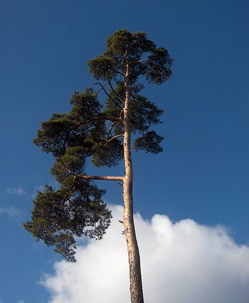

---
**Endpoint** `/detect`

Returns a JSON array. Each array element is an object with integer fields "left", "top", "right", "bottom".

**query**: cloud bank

[{"left": 42, "top": 205, "right": 249, "bottom": 303}]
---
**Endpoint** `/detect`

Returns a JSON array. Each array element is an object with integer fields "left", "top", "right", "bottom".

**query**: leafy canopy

[{"left": 24, "top": 29, "right": 173, "bottom": 261}]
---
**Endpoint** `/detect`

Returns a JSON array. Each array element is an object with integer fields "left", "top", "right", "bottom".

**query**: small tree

[{"left": 25, "top": 29, "right": 172, "bottom": 303}]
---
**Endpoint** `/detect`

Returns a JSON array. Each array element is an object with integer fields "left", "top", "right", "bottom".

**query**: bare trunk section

[{"left": 123, "top": 58, "right": 144, "bottom": 303}]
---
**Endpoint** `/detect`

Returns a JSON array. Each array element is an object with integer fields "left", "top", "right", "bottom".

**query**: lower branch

[{"left": 74, "top": 175, "right": 124, "bottom": 182}]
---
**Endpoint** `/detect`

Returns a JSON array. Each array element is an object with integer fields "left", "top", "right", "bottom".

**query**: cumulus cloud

[
  {"left": 41, "top": 205, "right": 249, "bottom": 303},
  {"left": 5, "top": 186, "right": 27, "bottom": 196}
]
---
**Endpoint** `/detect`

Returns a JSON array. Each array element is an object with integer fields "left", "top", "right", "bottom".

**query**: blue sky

[{"left": 1, "top": 1, "right": 249, "bottom": 302}]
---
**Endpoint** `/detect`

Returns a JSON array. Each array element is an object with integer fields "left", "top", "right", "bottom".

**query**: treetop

[{"left": 89, "top": 29, "right": 173, "bottom": 84}]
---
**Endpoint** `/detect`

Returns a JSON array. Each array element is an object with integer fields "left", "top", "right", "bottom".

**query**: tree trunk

[{"left": 123, "top": 58, "right": 144, "bottom": 303}]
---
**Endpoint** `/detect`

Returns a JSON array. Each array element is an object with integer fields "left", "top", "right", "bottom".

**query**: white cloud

[
  {"left": 41, "top": 205, "right": 249, "bottom": 303},
  {"left": 0, "top": 206, "right": 22, "bottom": 218},
  {"left": 5, "top": 186, "right": 27, "bottom": 196}
]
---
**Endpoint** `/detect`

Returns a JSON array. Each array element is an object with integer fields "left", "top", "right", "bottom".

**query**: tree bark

[{"left": 123, "top": 58, "right": 144, "bottom": 303}]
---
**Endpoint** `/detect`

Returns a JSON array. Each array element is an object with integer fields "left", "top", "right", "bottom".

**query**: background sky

[{"left": 1, "top": 0, "right": 249, "bottom": 302}]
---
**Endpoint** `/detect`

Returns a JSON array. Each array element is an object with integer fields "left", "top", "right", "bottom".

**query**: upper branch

[
  {"left": 108, "top": 80, "right": 124, "bottom": 104},
  {"left": 107, "top": 134, "right": 124, "bottom": 142},
  {"left": 78, "top": 116, "right": 123, "bottom": 126},
  {"left": 93, "top": 82, "right": 123, "bottom": 109}
]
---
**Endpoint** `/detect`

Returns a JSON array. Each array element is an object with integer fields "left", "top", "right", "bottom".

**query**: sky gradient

[{"left": 1, "top": 0, "right": 249, "bottom": 302}]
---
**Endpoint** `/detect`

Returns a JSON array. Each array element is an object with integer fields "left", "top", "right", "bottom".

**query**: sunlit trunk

[{"left": 122, "top": 58, "right": 144, "bottom": 303}]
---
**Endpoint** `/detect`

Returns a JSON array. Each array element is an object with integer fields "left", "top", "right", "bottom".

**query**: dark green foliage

[
  {"left": 25, "top": 29, "right": 172, "bottom": 262},
  {"left": 129, "top": 90, "right": 163, "bottom": 133},
  {"left": 92, "top": 138, "right": 123, "bottom": 167},
  {"left": 89, "top": 29, "right": 173, "bottom": 84},
  {"left": 24, "top": 182, "right": 111, "bottom": 262},
  {"left": 69, "top": 88, "right": 102, "bottom": 121},
  {"left": 50, "top": 146, "right": 86, "bottom": 183},
  {"left": 134, "top": 131, "right": 164, "bottom": 154}
]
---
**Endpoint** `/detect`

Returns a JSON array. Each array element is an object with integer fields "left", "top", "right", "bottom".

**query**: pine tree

[{"left": 24, "top": 29, "right": 173, "bottom": 303}]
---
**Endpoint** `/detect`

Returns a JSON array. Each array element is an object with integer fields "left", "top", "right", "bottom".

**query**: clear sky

[{"left": 1, "top": 0, "right": 249, "bottom": 302}]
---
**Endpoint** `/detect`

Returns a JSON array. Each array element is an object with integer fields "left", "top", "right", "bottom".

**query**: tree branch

[
  {"left": 78, "top": 116, "right": 123, "bottom": 125},
  {"left": 131, "top": 59, "right": 150, "bottom": 63},
  {"left": 110, "top": 67, "right": 126, "bottom": 77},
  {"left": 93, "top": 82, "right": 123, "bottom": 109},
  {"left": 107, "top": 134, "right": 124, "bottom": 142},
  {"left": 108, "top": 80, "right": 124, "bottom": 104},
  {"left": 74, "top": 175, "right": 124, "bottom": 181}
]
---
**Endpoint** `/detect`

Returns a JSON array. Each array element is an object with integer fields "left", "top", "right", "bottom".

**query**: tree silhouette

[{"left": 24, "top": 29, "right": 173, "bottom": 303}]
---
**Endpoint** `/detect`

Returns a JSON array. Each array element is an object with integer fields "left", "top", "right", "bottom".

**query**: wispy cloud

[
  {"left": 41, "top": 205, "right": 249, "bottom": 303},
  {"left": 0, "top": 207, "right": 22, "bottom": 218},
  {"left": 5, "top": 186, "right": 27, "bottom": 196}
]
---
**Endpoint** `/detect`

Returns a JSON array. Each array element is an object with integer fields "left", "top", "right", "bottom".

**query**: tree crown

[{"left": 24, "top": 29, "right": 173, "bottom": 261}]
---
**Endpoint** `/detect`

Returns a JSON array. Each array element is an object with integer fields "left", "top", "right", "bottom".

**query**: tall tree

[{"left": 24, "top": 29, "right": 172, "bottom": 303}]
